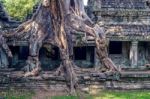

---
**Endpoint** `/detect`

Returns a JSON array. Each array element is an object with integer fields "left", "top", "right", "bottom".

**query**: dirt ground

[{"left": 32, "top": 89, "right": 69, "bottom": 99}]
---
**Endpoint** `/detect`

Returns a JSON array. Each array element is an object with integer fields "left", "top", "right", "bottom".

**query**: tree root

[
  {"left": 24, "top": 67, "right": 41, "bottom": 77},
  {"left": 59, "top": 59, "right": 78, "bottom": 95},
  {"left": 23, "top": 56, "right": 41, "bottom": 77},
  {"left": 53, "top": 64, "right": 64, "bottom": 76}
]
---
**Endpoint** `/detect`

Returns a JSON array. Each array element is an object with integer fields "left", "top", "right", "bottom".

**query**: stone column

[
  {"left": 0, "top": 48, "right": 9, "bottom": 68},
  {"left": 146, "top": 43, "right": 150, "bottom": 63},
  {"left": 94, "top": 48, "right": 100, "bottom": 68},
  {"left": 122, "top": 42, "right": 128, "bottom": 58},
  {"left": 130, "top": 41, "right": 138, "bottom": 68},
  {"left": 86, "top": 47, "right": 91, "bottom": 62}
]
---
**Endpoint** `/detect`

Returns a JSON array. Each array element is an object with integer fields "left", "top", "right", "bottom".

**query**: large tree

[{"left": 0, "top": 0, "right": 119, "bottom": 94}]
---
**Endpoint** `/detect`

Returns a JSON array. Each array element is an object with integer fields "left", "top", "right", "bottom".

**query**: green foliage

[{"left": 1, "top": 0, "right": 39, "bottom": 21}]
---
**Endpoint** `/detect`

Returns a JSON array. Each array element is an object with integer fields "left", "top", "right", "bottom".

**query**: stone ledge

[{"left": 105, "top": 81, "right": 150, "bottom": 90}]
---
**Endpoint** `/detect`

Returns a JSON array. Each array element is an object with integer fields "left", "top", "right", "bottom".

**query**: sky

[{"left": 83, "top": 0, "right": 88, "bottom": 6}]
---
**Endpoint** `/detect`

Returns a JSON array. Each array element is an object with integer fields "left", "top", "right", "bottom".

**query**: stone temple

[
  {"left": 87, "top": 0, "right": 150, "bottom": 69},
  {"left": 0, "top": 0, "right": 150, "bottom": 90}
]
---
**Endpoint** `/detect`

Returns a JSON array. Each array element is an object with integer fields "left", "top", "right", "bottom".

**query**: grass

[
  {"left": 52, "top": 90, "right": 150, "bottom": 99},
  {"left": 0, "top": 89, "right": 149, "bottom": 99},
  {"left": 93, "top": 90, "right": 150, "bottom": 99},
  {"left": 0, "top": 89, "right": 34, "bottom": 99}
]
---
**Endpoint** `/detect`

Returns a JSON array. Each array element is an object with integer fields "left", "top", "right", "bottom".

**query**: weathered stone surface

[{"left": 0, "top": 71, "right": 149, "bottom": 90}]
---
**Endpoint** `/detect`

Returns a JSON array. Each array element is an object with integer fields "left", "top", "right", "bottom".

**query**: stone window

[
  {"left": 18, "top": 46, "right": 29, "bottom": 60},
  {"left": 9, "top": 46, "right": 20, "bottom": 68},
  {"left": 74, "top": 47, "right": 86, "bottom": 60},
  {"left": 109, "top": 41, "right": 122, "bottom": 54},
  {"left": 39, "top": 47, "right": 60, "bottom": 71},
  {"left": 74, "top": 46, "right": 95, "bottom": 68},
  {"left": 39, "top": 47, "right": 60, "bottom": 60}
]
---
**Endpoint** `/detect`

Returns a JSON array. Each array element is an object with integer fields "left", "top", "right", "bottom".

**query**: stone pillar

[
  {"left": 0, "top": 48, "right": 9, "bottom": 68},
  {"left": 122, "top": 42, "right": 130, "bottom": 58},
  {"left": 130, "top": 41, "right": 138, "bottom": 68},
  {"left": 86, "top": 47, "right": 91, "bottom": 62},
  {"left": 94, "top": 48, "right": 100, "bottom": 68},
  {"left": 146, "top": 43, "right": 150, "bottom": 63}
]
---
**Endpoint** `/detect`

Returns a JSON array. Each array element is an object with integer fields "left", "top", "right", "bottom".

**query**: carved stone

[{"left": 130, "top": 41, "right": 138, "bottom": 68}]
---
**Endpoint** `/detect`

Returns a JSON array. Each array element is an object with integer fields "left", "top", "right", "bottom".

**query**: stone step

[
  {"left": 105, "top": 81, "right": 150, "bottom": 90},
  {"left": 0, "top": 71, "right": 149, "bottom": 90},
  {"left": 121, "top": 71, "right": 150, "bottom": 78},
  {"left": 0, "top": 68, "right": 15, "bottom": 72},
  {"left": 0, "top": 80, "right": 150, "bottom": 90}
]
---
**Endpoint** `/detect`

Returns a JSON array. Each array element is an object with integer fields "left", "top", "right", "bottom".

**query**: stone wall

[{"left": 0, "top": 70, "right": 149, "bottom": 91}]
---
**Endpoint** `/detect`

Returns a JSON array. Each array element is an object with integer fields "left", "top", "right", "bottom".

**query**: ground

[{"left": 0, "top": 89, "right": 149, "bottom": 99}]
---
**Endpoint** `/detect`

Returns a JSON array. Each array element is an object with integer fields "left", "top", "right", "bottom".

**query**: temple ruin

[
  {"left": 87, "top": 0, "right": 150, "bottom": 69},
  {"left": 0, "top": 0, "right": 150, "bottom": 92}
]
